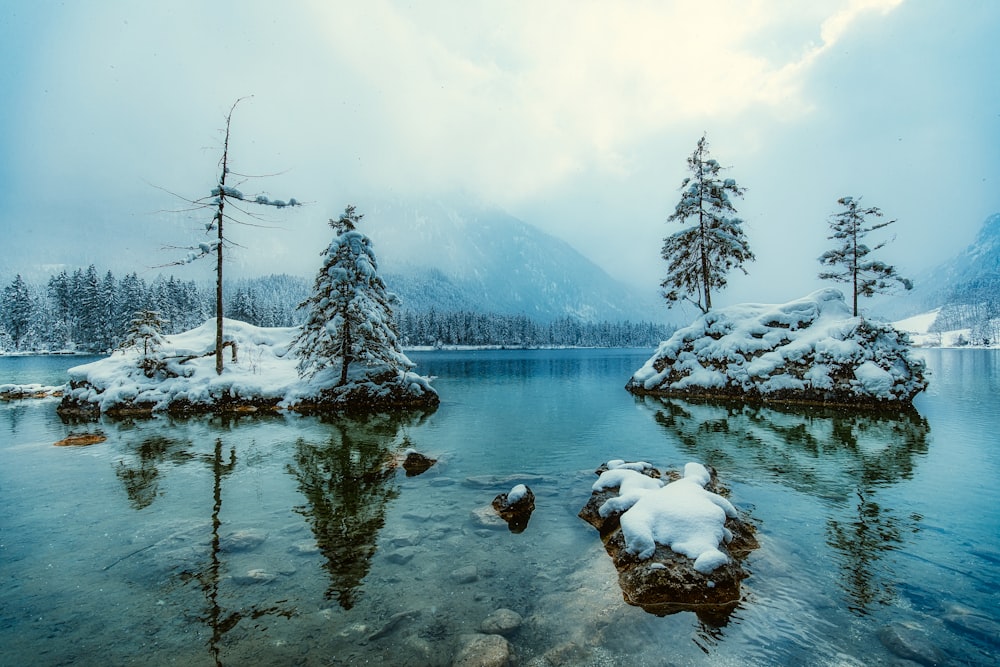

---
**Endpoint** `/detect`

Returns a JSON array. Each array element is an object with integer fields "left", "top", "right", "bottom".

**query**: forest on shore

[{"left": 0, "top": 268, "right": 672, "bottom": 354}]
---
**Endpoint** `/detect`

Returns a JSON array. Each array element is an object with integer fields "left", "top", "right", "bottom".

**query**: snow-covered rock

[
  {"left": 57, "top": 319, "right": 438, "bottom": 417},
  {"left": 578, "top": 460, "right": 757, "bottom": 616},
  {"left": 491, "top": 483, "right": 536, "bottom": 533},
  {"left": 627, "top": 289, "right": 927, "bottom": 407}
]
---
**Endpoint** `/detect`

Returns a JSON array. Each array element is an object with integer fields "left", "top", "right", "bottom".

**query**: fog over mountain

[
  {"left": 878, "top": 212, "right": 1000, "bottom": 320},
  {"left": 363, "top": 198, "right": 669, "bottom": 324}
]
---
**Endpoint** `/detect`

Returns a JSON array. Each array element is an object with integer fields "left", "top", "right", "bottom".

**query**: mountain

[
  {"left": 359, "top": 197, "right": 667, "bottom": 323},
  {"left": 878, "top": 212, "right": 1000, "bottom": 320}
]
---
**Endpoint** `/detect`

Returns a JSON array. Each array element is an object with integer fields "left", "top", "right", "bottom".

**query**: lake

[{"left": 1, "top": 348, "right": 998, "bottom": 666}]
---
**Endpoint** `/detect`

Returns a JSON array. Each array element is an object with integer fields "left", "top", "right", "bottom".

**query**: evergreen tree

[
  {"left": 119, "top": 309, "right": 169, "bottom": 377},
  {"left": 47, "top": 270, "right": 75, "bottom": 347},
  {"left": 294, "top": 205, "right": 411, "bottom": 385},
  {"left": 228, "top": 287, "right": 260, "bottom": 325},
  {"left": 1, "top": 275, "right": 35, "bottom": 350},
  {"left": 97, "top": 270, "right": 118, "bottom": 350},
  {"left": 819, "top": 196, "right": 912, "bottom": 317},
  {"left": 116, "top": 272, "right": 150, "bottom": 334},
  {"left": 661, "top": 134, "right": 754, "bottom": 313},
  {"left": 76, "top": 265, "right": 103, "bottom": 350}
]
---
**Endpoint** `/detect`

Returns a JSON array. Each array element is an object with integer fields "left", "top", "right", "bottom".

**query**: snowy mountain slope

[
  {"left": 879, "top": 212, "right": 1000, "bottom": 319},
  {"left": 361, "top": 197, "right": 667, "bottom": 323}
]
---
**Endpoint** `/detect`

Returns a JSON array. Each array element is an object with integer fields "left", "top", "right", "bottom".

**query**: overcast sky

[{"left": 2, "top": 0, "right": 998, "bottom": 308}]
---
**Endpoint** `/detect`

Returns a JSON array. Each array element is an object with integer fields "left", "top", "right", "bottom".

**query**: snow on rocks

[
  {"left": 579, "top": 459, "right": 757, "bottom": 616},
  {"left": 627, "top": 289, "right": 928, "bottom": 407},
  {"left": 57, "top": 319, "right": 438, "bottom": 417},
  {"left": 491, "top": 483, "right": 536, "bottom": 533},
  {"left": 0, "top": 383, "right": 64, "bottom": 400}
]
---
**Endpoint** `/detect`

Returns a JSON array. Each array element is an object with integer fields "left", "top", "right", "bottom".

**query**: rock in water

[
  {"left": 452, "top": 633, "right": 511, "bottom": 667},
  {"left": 402, "top": 450, "right": 437, "bottom": 476},
  {"left": 480, "top": 608, "right": 523, "bottom": 636},
  {"left": 578, "top": 460, "right": 758, "bottom": 620},
  {"left": 492, "top": 484, "right": 535, "bottom": 533}
]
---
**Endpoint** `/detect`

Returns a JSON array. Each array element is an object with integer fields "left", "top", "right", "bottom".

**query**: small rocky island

[
  {"left": 579, "top": 460, "right": 758, "bottom": 618},
  {"left": 626, "top": 289, "right": 928, "bottom": 408},
  {"left": 59, "top": 206, "right": 439, "bottom": 418},
  {"left": 57, "top": 319, "right": 438, "bottom": 417}
]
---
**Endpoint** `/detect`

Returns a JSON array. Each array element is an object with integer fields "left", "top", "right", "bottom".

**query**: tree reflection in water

[
  {"left": 114, "top": 434, "right": 194, "bottom": 509},
  {"left": 288, "top": 410, "right": 432, "bottom": 609},
  {"left": 112, "top": 426, "right": 294, "bottom": 666},
  {"left": 642, "top": 397, "right": 930, "bottom": 615}
]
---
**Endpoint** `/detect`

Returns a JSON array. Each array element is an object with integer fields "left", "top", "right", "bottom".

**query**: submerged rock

[
  {"left": 491, "top": 484, "right": 536, "bottom": 533},
  {"left": 451, "top": 565, "right": 479, "bottom": 584},
  {"left": 480, "top": 608, "right": 523, "bottom": 636},
  {"left": 877, "top": 621, "right": 948, "bottom": 665},
  {"left": 221, "top": 529, "right": 268, "bottom": 552},
  {"left": 452, "top": 633, "right": 511, "bottom": 667},
  {"left": 53, "top": 432, "right": 107, "bottom": 447},
  {"left": 579, "top": 460, "right": 757, "bottom": 618},
  {"left": 626, "top": 289, "right": 928, "bottom": 408}
]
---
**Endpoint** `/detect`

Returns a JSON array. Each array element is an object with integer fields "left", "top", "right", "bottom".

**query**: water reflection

[
  {"left": 287, "top": 411, "right": 431, "bottom": 609},
  {"left": 183, "top": 437, "right": 294, "bottom": 667},
  {"left": 641, "top": 397, "right": 930, "bottom": 615},
  {"left": 114, "top": 435, "right": 194, "bottom": 509}
]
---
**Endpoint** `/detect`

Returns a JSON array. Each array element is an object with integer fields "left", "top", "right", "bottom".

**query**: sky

[{"left": 1, "top": 0, "right": 998, "bottom": 309}]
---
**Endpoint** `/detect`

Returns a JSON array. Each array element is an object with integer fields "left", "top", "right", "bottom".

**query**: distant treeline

[
  {"left": 929, "top": 276, "right": 1000, "bottom": 345},
  {"left": 1, "top": 269, "right": 671, "bottom": 353},
  {"left": 397, "top": 309, "right": 671, "bottom": 348}
]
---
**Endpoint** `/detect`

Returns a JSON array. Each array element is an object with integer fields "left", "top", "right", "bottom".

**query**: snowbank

[
  {"left": 627, "top": 289, "right": 927, "bottom": 407},
  {"left": 891, "top": 309, "right": 983, "bottom": 348},
  {"left": 58, "top": 319, "right": 438, "bottom": 417}
]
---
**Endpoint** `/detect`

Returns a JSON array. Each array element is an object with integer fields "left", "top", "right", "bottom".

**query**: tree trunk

[
  {"left": 214, "top": 104, "right": 235, "bottom": 375},
  {"left": 215, "top": 220, "right": 224, "bottom": 374},
  {"left": 339, "top": 308, "right": 352, "bottom": 387}
]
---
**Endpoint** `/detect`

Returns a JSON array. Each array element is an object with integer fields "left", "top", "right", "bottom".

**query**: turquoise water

[{"left": 0, "top": 349, "right": 997, "bottom": 666}]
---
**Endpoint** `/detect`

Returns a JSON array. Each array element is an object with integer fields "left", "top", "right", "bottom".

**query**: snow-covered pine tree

[
  {"left": 661, "top": 134, "right": 754, "bottom": 313},
  {"left": 119, "top": 309, "right": 169, "bottom": 377},
  {"left": 1, "top": 274, "right": 35, "bottom": 351},
  {"left": 818, "top": 196, "right": 912, "bottom": 317},
  {"left": 294, "top": 205, "right": 412, "bottom": 386}
]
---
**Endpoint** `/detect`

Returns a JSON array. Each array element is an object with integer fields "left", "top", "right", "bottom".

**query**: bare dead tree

[{"left": 159, "top": 97, "right": 301, "bottom": 374}]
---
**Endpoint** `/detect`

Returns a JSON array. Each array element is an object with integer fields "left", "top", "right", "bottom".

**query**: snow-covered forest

[
  {"left": 927, "top": 277, "right": 1000, "bottom": 345},
  {"left": 0, "top": 269, "right": 673, "bottom": 353}
]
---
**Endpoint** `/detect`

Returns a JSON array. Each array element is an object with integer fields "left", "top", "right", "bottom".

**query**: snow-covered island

[
  {"left": 58, "top": 206, "right": 440, "bottom": 418},
  {"left": 627, "top": 289, "right": 928, "bottom": 408},
  {"left": 57, "top": 319, "right": 438, "bottom": 417}
]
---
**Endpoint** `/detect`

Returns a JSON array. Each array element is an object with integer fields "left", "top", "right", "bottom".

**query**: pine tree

[
  {"left": 818, "top": 196, "right": 912, "bottom": 317},
  {"left": 119, "top": 309, "right": 170, "bottom": 377},
  {"left": 47, "top": 270, "right": 75, "bottom": 347},
  {"left": 116, "top": 272, "right": 149, "bottom": 335},
  {"left": 76, "top": 265, "right": 102, "bottom": 350},
  {"left": 97, "top": 270, "right": 118, "bottom": 351},
  {"left": 1, "top": 275, "right": 35, "bottom": 350},
  {"left": 661, "top": 134, "right": 754, "bottom": 313},
  {"left": 294, "top": 205, "right": 411, "bottom": 386}
]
